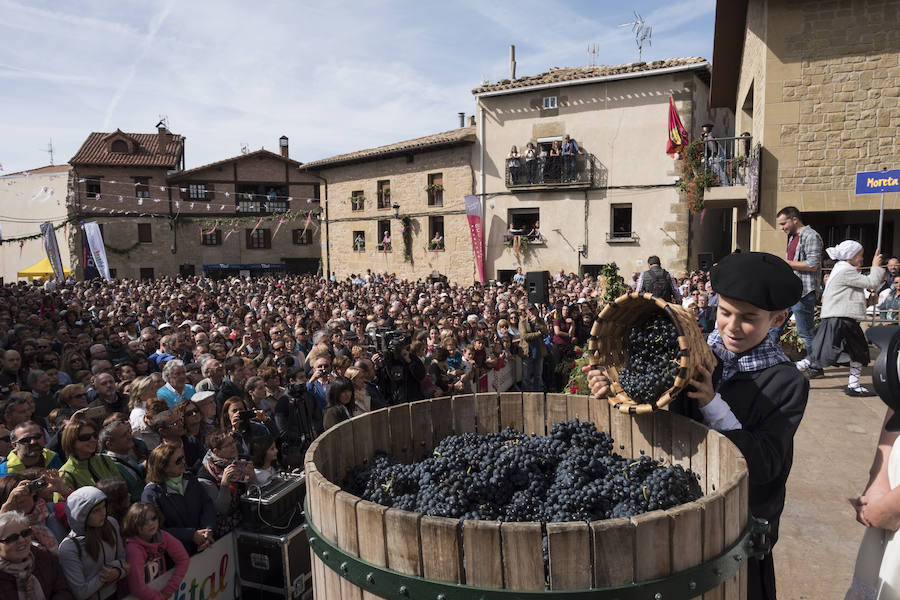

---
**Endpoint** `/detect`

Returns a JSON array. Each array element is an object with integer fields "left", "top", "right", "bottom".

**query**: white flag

[{"left": 82, "top": 222, "right": 112, "bottom": 281}]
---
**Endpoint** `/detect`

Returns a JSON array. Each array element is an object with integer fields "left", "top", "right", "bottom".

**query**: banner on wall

[
  {"left": 464, "top": 194, "right": 485, "bottom": 285},
  {"left": 40, "top": 221, "right": 65, "bottom": 283},
  {"left": 123, "top": 533, "right": 236, "bottom": 600},
  {"left": 82, "top": 221, "right": 111, "bottom": 281}
]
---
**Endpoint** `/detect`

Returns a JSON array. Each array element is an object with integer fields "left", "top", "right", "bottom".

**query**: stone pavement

[{"left": 776, "top": 362, "right": 888, "bottom": 599}]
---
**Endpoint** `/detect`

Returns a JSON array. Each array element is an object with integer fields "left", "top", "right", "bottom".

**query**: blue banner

[{"left": 856, "top": 169, "right": 900, "bottom": 194}]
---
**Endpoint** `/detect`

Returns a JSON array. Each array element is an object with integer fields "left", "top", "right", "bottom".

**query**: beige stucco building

[
  {"left": 709, "top": 0, "right": 900, "bottom": 260},
  {"left": 303, "top": 126, "right": 478, "bottom": 283},
  {"left": 0, "top": 165, "right": 72, "bottom": 282},
  {"left": 472, "top": 57, "right": 734, "bottom": 280}
]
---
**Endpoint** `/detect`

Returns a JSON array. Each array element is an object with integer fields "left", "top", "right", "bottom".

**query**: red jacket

[{"left": 124, "top": 531, "right": 190, "bottom": 600}]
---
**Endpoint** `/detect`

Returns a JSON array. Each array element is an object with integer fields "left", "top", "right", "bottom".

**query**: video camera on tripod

[{"left": 367, "top": 328, "right": 411, "bottom": 354}]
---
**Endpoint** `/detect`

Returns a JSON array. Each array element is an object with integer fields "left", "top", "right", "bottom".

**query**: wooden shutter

[
  {"left": 264, "top": 229, "right": 272, "bottom": 248},
  {"left": 245, "top": 229, "right": 252, "bottom": 249},
  {"left": 180, "top": 185, "right": 189, "bottom": 201},
  {"left": 205, "top": 183, "right": 215, "bottom": 201}
]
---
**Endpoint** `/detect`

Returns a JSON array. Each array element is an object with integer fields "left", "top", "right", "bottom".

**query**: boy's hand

[
  {"left": 581, "top": 365, "right": 610, "bottom": 398},
  {"left": 687, "top": 364, "right": 716, "bottom": 407}
]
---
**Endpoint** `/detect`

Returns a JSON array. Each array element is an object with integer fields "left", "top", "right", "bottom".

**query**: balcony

[
  {"left": 700, "top": 136, "right": 756, "bottom": 209},
  {"left": 505, "top": 153, "right": 595, "bottom": 190}
]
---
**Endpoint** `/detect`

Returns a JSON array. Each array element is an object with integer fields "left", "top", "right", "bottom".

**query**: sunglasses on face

[
  {"left": 0, "top": 528, "right": 33, "bottom": 544},
  {"left": 14, "top": 434, "right": 42, "bottom": 445},
  {"left": 77, "top": 431, "right": 99, "bottom": 442}
]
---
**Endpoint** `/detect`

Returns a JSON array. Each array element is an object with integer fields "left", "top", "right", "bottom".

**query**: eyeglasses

[
  {"left": 14, "top": 434, "right": 42, "bottom": 445},
  {"left": 76, "top": 431, "right": 99, "bottom": 442},
  {"left": 0, "top": 528, "right": 33, "bottom": 544}
]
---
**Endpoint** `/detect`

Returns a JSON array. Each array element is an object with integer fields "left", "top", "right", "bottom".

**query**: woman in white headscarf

[{"left": 809, "top": 240, "right": 883, "bottom": 397}]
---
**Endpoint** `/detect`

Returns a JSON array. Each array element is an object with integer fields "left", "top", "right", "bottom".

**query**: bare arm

[{"left": 855, "top": 409, "right": 899, "bottom": 527}]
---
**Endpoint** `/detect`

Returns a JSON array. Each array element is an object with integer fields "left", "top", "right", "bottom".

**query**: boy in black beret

[{"left": 586, "top": 252, "right": 809, "bottom": 600}]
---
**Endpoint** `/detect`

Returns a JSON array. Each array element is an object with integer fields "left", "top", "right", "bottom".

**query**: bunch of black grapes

[
  {"left": 617, "top": 314, "right": 681, "bottom": 404},
  {"left": 343, "top": 419, "right": 702, "bottom": 523}
]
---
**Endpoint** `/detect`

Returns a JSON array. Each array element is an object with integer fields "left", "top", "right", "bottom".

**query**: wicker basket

[{"left": 588, "top": 292, "right": 716, "bottom": 414}]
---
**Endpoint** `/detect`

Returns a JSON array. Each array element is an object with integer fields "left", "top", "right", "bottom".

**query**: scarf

[
  {"left": 201, "top": 450, "right": 231, "bottom": 487},
  {"left": 26, "top": 499, "right": 59, "bottom": 554},
  {"left": 200, "top": 450, "right": 244, "bottom": 536},
  {"left": 707, "top": 329, "right": 790, "bottom": 387},
  {"left": 165, "top": 476, "right": 184, "bottom": 495},
  {"left": 0, "top": 551, "right": 45, "bottom": 600}
]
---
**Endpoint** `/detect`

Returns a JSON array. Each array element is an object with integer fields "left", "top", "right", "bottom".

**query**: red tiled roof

[
  {"left": 2, "top": 164, "right": 71, "bottom": 177},
  {"left": 302, "top": 126, "right": 476, "bottom": 169},
  {"left": 169, "top": 149, "right": 301, "bottom": 180},
  {"left": 70, "top": 129, "right": 184, "bottom": 167},
  {"left": 472, "top": 57, "right": 708, "bottom": 94}
]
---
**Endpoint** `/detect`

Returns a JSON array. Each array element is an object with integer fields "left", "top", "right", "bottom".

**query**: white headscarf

[{"left": 825, "top": 240, "right": 864, "bottom": 290}]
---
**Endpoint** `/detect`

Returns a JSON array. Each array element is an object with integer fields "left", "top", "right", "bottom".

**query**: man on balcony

[
  {"left": 701, "top": 124, "right": 730, "bottom": 186},
  {"left": 561, "top": 135, "right": 583, "bottom": 182}
]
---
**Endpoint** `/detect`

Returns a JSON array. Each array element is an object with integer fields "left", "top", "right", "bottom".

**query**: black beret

[{"left": 711, "top": 252, "right": 801, "bottom": 311}]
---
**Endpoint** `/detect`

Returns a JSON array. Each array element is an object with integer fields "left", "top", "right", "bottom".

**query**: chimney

[
  {"left": 458, "top": 112, "right": 465, "bottom": 128},
  {"left": 279, "top": 135, "right": 289, "bottom": 158},
  {"left": 509, "top": 44, "right": 516, "bottom": 80},
  {"left": 157, "top": 124, "right": 171, "bottom": 153},
  {"left": 467, "top": 115, "right": 476, "bottom": 127}
]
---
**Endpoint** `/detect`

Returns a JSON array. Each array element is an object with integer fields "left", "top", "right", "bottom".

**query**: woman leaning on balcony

[{"left": 506, "top": 145, "right": 521, "bottom": 184}]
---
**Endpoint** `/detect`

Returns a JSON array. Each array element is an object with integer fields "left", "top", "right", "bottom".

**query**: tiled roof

[
  {"left": 2, "top": 164, "right": 71, "bottom": 177},
  {"left": 70, "top": 129, "right": 184, "bottom": 167},
  {"left": 472, "top": 57, "right": 708, "bottom": 94},
  {"left": 302, "top": 126, "right": 476, "bottom": 169},
  {"left": 169, "top": 149, "right": 301, "bottom": 180}
]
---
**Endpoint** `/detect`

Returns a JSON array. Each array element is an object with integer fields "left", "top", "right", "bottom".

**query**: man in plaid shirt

[{"left": 775, "top": 206, "right": 824, "bottom": 377}]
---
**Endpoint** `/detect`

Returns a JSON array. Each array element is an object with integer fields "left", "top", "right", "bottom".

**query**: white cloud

[{"left": 0, "top": 0, "right": 714, "bottom": 173}]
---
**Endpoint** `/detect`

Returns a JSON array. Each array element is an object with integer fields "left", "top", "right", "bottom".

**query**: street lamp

[{"left": 392, "top": 203, "right": 400, "bottom": 218}]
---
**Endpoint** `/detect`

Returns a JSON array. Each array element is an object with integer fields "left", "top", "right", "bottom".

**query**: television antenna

[
  {"left": 42, "top": 138, "right": 55, "bottom": 165},
  {"left": 240, "top": 143, "right": 249, "bottom": 155},
  {"left": 586, "top": 43, "right": 599, "bottom": 66},
  {"left": 157, "top": 114, "right": 170, "bottom": 129},
  {"left": 619, "top": 10, "right": 652, "bottom": 62}
]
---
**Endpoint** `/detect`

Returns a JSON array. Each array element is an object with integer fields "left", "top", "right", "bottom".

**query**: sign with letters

[
  {"left": 855, "top": 169, "right": 900, "bottom": 194},
  {"left": 123, "top": 534, "right": 236, "bottom": 600}
]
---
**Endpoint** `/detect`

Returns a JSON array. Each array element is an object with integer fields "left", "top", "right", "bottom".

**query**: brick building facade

[
  {"left": 710, "top": 0, "right": 900, "bottom": 258},
  {"left": 303, "top": 127, "right": 478, "bottom": 283}
]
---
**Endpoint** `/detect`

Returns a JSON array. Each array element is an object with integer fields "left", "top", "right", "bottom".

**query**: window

[
  {"left": 201, "top": 230, "right": 222, "bottom": 246},
  {"left": 377, "top": 180, "right": 391, "bottom": 209},
  {"left": 139, "top": 268, "right": 154, "bottom": 280},
  {"left": 542, "top": 96, "right": 557, "bottom": 109},
  {"left": 313, "top": 184, "right": 321, "bottom": 200},
  {"left": 377, "top": 220, "right": 392, "bottom": 251},
  {"left": 137, "top": 223, "right": 152, "bottom": 243},
  {"left": 134, "top": 177, "right": 150, "bottom": 199},
  {"left": 351, "top": 190, "right": 365, "bottom": 211},
  {"left": 189, "top": 184, "right": 206, "bottom": 200},
  {"left": 352, "top": 231, "right": 366, "bottom": 252},
  {"left": 428, "top": 216, "right": 444, "bottom": 250},
  {"left": 110, "top": 140, "right": 129, "bottom": 153},
  {"left": 507, "top": 209, "right": 540, "bottom": 240},
  {"left": 238, "top": 193, "right": 260, "bottom": 213},
  {"left": 246, "top": 228, "right": 271, "bottom": 249},
  {"left": 293, "top": 229, "right": 312, "bottom": 245},
  {"left": 611, "top": 204, "right": 633, "bottom": 239},
  {"left": 427, "top": 173, "right": 443, "bottom": 206},
  {"left": 85, "top": 177, "right": 102, "bottom": 198}
]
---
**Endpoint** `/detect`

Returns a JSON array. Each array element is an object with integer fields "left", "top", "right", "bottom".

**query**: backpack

[{"left": 644, "top": 266, "right": 673, "bottom": 301}]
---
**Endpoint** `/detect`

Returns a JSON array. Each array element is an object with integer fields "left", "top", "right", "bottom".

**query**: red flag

[
  {"left": 464, "top": 195, "right": 486, "bottom": 285},
  {"left": 666, "top": 96, "right": 689, "bottom": 158}
]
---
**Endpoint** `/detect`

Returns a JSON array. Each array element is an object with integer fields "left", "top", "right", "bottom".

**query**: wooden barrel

[{"left": 304, "top": 392, "right": 752, "bottom": 599}]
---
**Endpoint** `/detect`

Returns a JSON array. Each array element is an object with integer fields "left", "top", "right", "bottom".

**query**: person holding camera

[
  {"left": 274, "top": 367, "right": 319, "bottom": 469},
  {"left": 220, "top": 397, "right": 268, "bottom": 457},
  {"left": 306, "top": 355, "right": 332, "bottom": 411},
  {"left": 0, "top": 471, "right": 70, "bottom": 550},
  {"left": 197, "top": 430, "right": 253, "bottom": 536}
]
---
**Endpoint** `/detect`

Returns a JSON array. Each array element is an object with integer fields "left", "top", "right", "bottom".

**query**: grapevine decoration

[
  {"left": 400, "top": 215, "right": 413, "bottom": 264},
  {"left": 103, "top": 241, "right": 142, "bottom": 256},
  {"left": 598, "top": 262, "right": 627, "bottom": 308},
  {"left": 677, "top": 139, "right": 718, "bottom": 213},
  {"left": 0, "top": 216, "right": 79, "bottom": 246},
  {"left": 344, "top": 419, "right": 702, "bottom": 522},
  {"left": 503, "top": 235, "right": 529, "bottom": 262}
]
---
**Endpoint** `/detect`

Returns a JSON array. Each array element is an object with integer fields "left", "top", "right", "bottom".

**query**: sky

[{"left": 0, "top": 0, "right": 716, "bottom": 174}]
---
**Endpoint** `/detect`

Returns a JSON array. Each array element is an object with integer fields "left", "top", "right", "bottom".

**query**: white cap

[
  {"left": 179, "top": 320, "right": 194, "bottom": 328},
  {"left": 191, "top": 390, "right": 215, "bottom": 404},
  {"left": 158, "top": 322, "right": 173, "bottom": 331}
]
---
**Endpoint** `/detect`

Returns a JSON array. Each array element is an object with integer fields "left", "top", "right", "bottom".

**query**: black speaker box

[
  {"left": 525, "top": 271, "right": 550, "bottom": 305},
  {"left": 698, "top": 252, "right": 714, "bottom": 271},
  {"left": 236, "top": 523, "right": 312, "bottom": 599}
]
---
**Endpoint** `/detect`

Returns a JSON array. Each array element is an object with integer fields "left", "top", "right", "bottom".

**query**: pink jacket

[{"left": 125, "top": 530, "right": 190, "bottom": 600}]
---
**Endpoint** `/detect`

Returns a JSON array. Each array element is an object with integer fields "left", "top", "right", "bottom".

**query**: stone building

[
  {"left": 69, "top": 124, "right": 322, "bottom": 279},
  {"left": 472, "top": 56, "right": 733, "bottom": 280},
  {"left": 302, "top": 126, "right": 478, "bottom": 283},
  {"left": 709, "top": 0, "right": 900, "bottom": 259},
  {"left": 0, "top": 165, "right": 72, "bottom": 282}
]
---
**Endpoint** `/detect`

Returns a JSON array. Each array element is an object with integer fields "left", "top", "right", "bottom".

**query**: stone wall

[{"left": 314, "top": 145, "right": 476, "bottom": 282}]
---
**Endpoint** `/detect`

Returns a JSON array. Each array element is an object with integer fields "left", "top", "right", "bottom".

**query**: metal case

[{"left": 236, "top": 522, "right": 312, "bottom": 599}]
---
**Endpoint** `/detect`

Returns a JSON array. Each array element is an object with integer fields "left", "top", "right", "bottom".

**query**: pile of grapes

[
  {"left": 617, "top": 314, "right": 681, "bottom": 403},
  {"left": 344, "top": 419, "right": 701, "bottom": 523}
]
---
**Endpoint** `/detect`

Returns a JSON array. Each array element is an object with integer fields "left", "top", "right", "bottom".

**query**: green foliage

[
  {"left": 401, "top": 215, "right": 413, "bottom": 263},
  {"left": 600, "top": 262, "right": 628, "bottom": 308},
  {"left": 503, "top": 235, "right": 529, "bottom": 256}
]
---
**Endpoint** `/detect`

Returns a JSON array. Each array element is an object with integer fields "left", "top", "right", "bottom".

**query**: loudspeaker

[
  {"left": 236, "top": 523, "right": 312, "bottom": 599},
  {"left": 697, "top": 253, "right": 714, "bottom": 271},
  {"left": 525, "top": 271, "right": 550, "bottom": 305}
]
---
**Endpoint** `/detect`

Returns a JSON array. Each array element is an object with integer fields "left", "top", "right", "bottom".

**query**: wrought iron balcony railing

[
  {"left": 700, "top": 135, "right": 753, "bottom": 187},
  {"left": 505, "top": 153, "right": 595, "bottom": 189}
]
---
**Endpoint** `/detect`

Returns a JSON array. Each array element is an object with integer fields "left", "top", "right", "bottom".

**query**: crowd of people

[{"left": 0, "top": 203, "right": 896, "bottom": 599}]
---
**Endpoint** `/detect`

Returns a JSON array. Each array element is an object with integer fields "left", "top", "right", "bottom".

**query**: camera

[
  {"left": 367, "top": 328, "right": 411, "bottom": 354},
  {"left": 26, "top": 478, "right": 47, "bottom": 495},
  {"left": 238, "top": 409, "right": 255, "bottom": 421}
]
